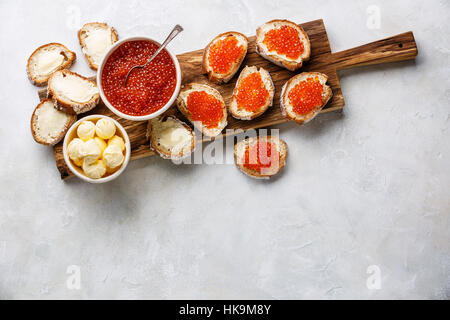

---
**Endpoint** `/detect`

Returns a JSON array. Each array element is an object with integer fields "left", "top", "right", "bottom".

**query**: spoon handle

[{"left": 143, "top": 24, "right": 184, "bottom": 67}]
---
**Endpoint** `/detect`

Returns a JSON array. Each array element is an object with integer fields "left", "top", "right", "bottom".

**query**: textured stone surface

[{"left": 0, "top": 0, "right": 449, "bottom": 299}]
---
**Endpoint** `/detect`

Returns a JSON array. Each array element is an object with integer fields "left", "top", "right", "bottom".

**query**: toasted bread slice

[
  {"left": 229, "top": 66, "right": 274, "bottom": 120},
  {"left": 202, "top": 32, "right": 248, "bottom": 84},
  {"left": 256, "top": 19, "right": 310, "bottom": 71},
  {"left": 280, "top": 72, "right": 332, "bottom": 125},
  {"left": 176, "top": 83, "right": 227, "bottom": 137},
  {"left": 27, "top": 43, "right": 76, "bottom": 86},
  {"left": 147, "top": 116, "right": 195, "bottom": 160},
  {"left": 78, "top": 22, "right": 118, "bottom": 70},
  {"left": 47, "top": 69, "right": 100, "bottom": 115},
  {"left": 234, "top": 136, "right": 287, "bottom": 179},
  {"left": 31, "top": 99, "right": 77, "bottom": 146}
]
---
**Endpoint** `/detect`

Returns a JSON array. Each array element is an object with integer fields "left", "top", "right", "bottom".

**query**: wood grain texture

[
  {"left": 330, "top": 31, "right": 418, "bottom": 70},
  {"left": 38, "top": 19, "right": 417, "bottom": 179}
]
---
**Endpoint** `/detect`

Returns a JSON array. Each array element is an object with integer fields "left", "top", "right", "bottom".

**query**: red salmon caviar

[
  {"left": 235, "top": 72, "right": 269, "bottom": 112},
  {"left": 101, "top": 40, "right": 177, "bottom": 116},
  {"left": 263, "top": 25, "right": 304, "bottom": 60},
  {"left": 243, "top": 141, "right": 279, "bottom": 173},
  {"left": 186, "top": 91, "right": 224, "bottom": 128},
  {"left": 288, "top": 77, "right": 323, "bottom": 115},
  {"left": 208, "top": 36, "right": 244, "bottom": 74}
]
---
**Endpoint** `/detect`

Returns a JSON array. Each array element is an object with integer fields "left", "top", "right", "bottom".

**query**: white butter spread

[
  {"left": 35, "top": 100, "right": 71, "bottom": 141},
  {"left": 82, "top": 27, "right": 114, "bottom": 66},
  {"left": 160, "top": 127, "right": 191, "bottom": 148},
  {"left": 152, "top": 117, "right": 193, "bottom": 156},
  {"left": 51, "top": 72, "right": 98, "bottom": 103},
  {"left": 35, "top": 49, "right": 65, "bottom": 76}
]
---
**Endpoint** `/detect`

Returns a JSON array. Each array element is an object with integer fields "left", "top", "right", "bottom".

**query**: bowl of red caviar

[{"left": 97, "top": 36, "right": 181, "bottom": 121}]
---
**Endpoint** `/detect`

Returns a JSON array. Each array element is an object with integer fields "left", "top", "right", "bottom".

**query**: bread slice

[
  {"left": 234, "top": 136, "right": 287, "bottom": 179},
  {"left": 27, "top": 43, "right": 76, "bottom": 86},
  {"left": 256, "top": 19, "right": 310, "bottom": 71},
  {"left": 147, "top": 116, "right": 195, "bottom": 160},
  {"left": 229, "top": 66, "right": 274, "bottom": 120},
  {"left": 280, "top": 72, "right": 332, "bottom": 125},
  {"left": 176, "top": 83, "right": 227, "bottom": 137},
  {"left": 202, "top": 32, "right": 248, "bottom": 84},
  {"left": 31, "top": 99, "right": 77, "bottom": 146},
  {"left": 78, "top": 22, "right": 118, "bottom": 70},
  {"left": 47, "top": 69, "right": 100, "bottom": 114}
]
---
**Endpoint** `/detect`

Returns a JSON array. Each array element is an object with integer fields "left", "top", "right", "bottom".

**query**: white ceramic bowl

[
  {"left": 97, "top": 36, "right": 182, "bottom": 121},
  {"left": 63, "top": 115, "right": 131, "bottom": 183}
]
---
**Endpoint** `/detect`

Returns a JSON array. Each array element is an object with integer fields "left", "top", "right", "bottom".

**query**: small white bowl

[
  {"left": 63, "top": 115, "right": 131, "bottom": 183},
  {"left": 97, "top": 36, "right": 182, "bottom": 121}
]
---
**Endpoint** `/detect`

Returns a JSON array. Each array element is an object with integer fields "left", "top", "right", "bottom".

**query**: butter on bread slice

[
  {"left": 27, "top": 43, "right": 76, "bottom": 86},
  {"left": 176, "top": 83, "right": 227, "bottom": 137},
  {"left": 31, "top": 99, "right": 76, "bottom": 146},
  {"left": 256, "top": 19, "right": 310, "bottom": 71},
  {"left": 280, "top": 72, "right": 332, "bottom": 125},
  {"left": 147, "top": 116, "right": 195, "bottom": 160},
  {"left": 47, "top": 69, "right": 100, "bottom": 115},
  {"left": 78, "top": 22, "right": 118, "bottom": 70},
  {"left": 234, "top": 136, "right": 288, "bottom": 179},
  {"left": 202, "top": 32, "right": 248, "bottom": 84},
  {"left": 229, "top": 66, "right": 274, "bottom": 120}
]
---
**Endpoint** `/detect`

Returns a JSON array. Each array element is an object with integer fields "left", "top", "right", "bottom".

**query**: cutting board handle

[{"left": 331, "top": 31, "right": 418, "bottom": 70}]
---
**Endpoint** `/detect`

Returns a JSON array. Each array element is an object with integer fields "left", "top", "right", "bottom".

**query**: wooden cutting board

[{"left": 38, "top": 19, "right": 418, "bottom": 179}]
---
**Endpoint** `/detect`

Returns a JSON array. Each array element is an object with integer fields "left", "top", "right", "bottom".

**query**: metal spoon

[{"left": 124, "top": 24, "right": 184, "bottom": 87}]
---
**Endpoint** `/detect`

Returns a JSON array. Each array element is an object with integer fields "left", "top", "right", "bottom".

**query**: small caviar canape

[
  {"left": 202, "top": 32, "right": 248, "bottom": 84},
  {"left": 280, "top": 72, "right": 332, "bottom": 125}
]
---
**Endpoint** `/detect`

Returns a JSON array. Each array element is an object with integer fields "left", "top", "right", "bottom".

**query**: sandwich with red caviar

[
  {"left": 234, "top": 136, "right": 287, "bottom": 179},
  {"left": 202, "top": 32, "right": 248, "bottom": 84},
  {"left": 176, "top": 83, "right": 227, "bottom": 137},
  {"left": 229, "top": 66, "right": 274, "bottom": 120},
  {"left": 280, "top": 72, "right": 332, "bottom": 124},
  {"left": 256, "top": 19, "right": 310, "bottom": 71}
]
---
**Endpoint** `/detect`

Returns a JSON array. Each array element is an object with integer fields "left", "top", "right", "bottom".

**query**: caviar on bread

[
  {"left": 234, "top": 136, "right": 287, "bottom": 179},
  {"left": 202, "top": 32, "right": 248, "bottom": 84},
  {"left": 280, "top": 72, "right": 332, "bottom": 125},
  {"left": 176, "top": 83, "right": 227, "bottom": 137},
  {"left": 256, "top": 19, "right": 310, "bottom": 71},
  {"left": 229, "top": 66, "right": 274, "bottom": 120}
]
